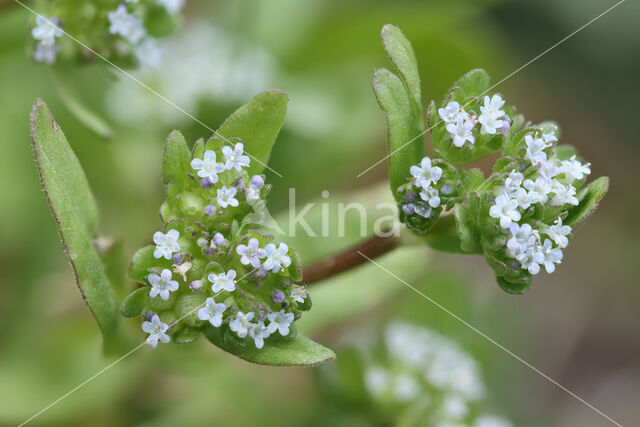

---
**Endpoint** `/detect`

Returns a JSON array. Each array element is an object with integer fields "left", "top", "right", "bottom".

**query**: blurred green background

[{"left": 0, "top": 0, "right": 638, "bottom": 425}]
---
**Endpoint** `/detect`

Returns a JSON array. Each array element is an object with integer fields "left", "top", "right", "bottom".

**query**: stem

[{"left": 302, "top": 233, "right": 400, "bottom": 285}]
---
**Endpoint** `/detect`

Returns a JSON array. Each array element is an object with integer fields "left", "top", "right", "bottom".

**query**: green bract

[{"left": 374, "top": 25, "right": 609, "bottom": 293}]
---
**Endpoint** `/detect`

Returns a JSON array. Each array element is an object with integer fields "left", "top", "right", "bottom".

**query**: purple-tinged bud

[
  {"left": 402, "top": 203, "right": 415, "bottom": 215},
  {"left": 172, "top": 253, "right": 185, "bottom": 265},
  {"left": 189, "top": 280, "right": 203, "bottom": 292},
  {"left": 441, "top": 183, "right": 453, "bottom": 195},
  {"left": 519, "top": 163, "right": 527, "bottom": 172},
  {"left": 486, "top": 197, "right": 495, "bottom": 205},
  {"left": 253, "top": 267, "right": 267, "bottom": 279},
  {"left": 204, "top": 247, "right": 214, "bottom": 255},
  {"left": 212, "top": 232, "right": 225, "bottom": 247},
  {"left": 144, "top": 311, "right": 156, "bottom": 322},
  {"left": 511, "top": 261, "right": 520, "bottom": 270},
  {"left": 272, "top": 289, "right": 285, "bottom": 304},
  {"left": 204, "top": 204, "right": 216, "bottom": 216},
  {"left": 196, "top": 237, "right": 208, "bottom": 248},
  {"left": 200, "top": 178, "right": 214, "bottom": 189},
  {"left": 405, "top": 192, "right": 416, "bottom": 202},
  {"left": 249, "top": 175, "right": 264, "bottom": 189},
  {"left": 281, "top": 301, "right": 290, "bottom": 309},
  {"left": 499, "top": 120, "right": 511, "bottom": 135}
]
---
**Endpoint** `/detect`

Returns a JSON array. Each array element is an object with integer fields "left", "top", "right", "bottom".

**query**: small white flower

[
  {"left": 524, "top": 134, "right": 549, "bottom": 165},
  {"left": 108, "top": 5, "right": 146, "bottom": 44},
  {"left": 523, "top": 177, "right": 551, "bottom": 205},
  {"left": 502, "top": 170, "right": 524, "bottom": 196},
  {"left": 507, "top": 223, "right": 536, "bottom": 252},
  {"left": 410, "top": 157, "right": 442, "bottom": 189},
  {"left": 446, "top": 116, "right": 475, "bottom": 148},
  {"left": 157, "top": 0, "right": 185, "bottom": 14},
  {"left": 478, "top": 94, "right": 507, "bottom": 134},
  {"left": 438, "top": 101, "right": 468, "bottom": 124},
  {"left": 393, "top": 373, "right": 421, "bottom": 402},
  {"left": 560, "top": 155, "right": 591, "bottom": 182},
  {"left": 364, "top": 367, "right": 389, "bottom": 396},
  {"left": 550, "top": 181, "right": 579, "bottom": 206},
  {"left": 136, "top": 38, "right": 162, "bottom": 69},
  {"left": 172, "top": 258, "right": 192, "bottom": 281},
  {"left": 197, "top": 297, "right": 227, "bottom": 327},
  {"left": 267, "top": 310, "right": 294, "bottom": 336},
  {"left": 229, "top": 311, "right": 254, "bottom": 338},
  {"left": 142, "top": 314, "right": 170, "bottom": 348},
  {"left": 216, "top": 185, "right": 239, "bottom": 208},
  {"left": 236, "top": 238, "right": 266, "bottom": 268},
  {"left": 222, "top": 142, "right": 250, "bottom": 171},
  {"left": 413, "top": 203, "right": 433, "bottom": 218},
  {"left": 517, "top": 245, "right": 544, "bottom": 275},
  {"left": 542, "top": 128, "right": 558, "bottom": 143},
  {"left": 290, "top": 286, "right": 308, "bottom": 304},
  {"left": 208, "top": 269, "right": 237, "bottom": 293},
  {"left": 441, "top": 394, "right": 469, "bottom": 419},
  {"left": 34, "top": 42, "right": 59, "bottom": 64},
  {"left": 540, "top": 239, "right": 563, "bottom": 273},
  {"left": 419, "top": 187, "right": 441, "bottom": 208},
  {"left": 32, "top": 15, "right": 63, "bottom": 45},
  {"left": 543, "top": 217, "right": 571, "bottom": 248},
  {"left": 249, "top": 321, "right": 271, "bottom": 349},
  {"left": 511, "top": 187, "right": 533, "bottom": 210},
  {"left": 153, "top": 229, "right": 180, "bottom": 260},
  {"left": 191, "top": 150, "right": 225, "bottom": 183},
  {"left": 489, "top": 194, "right": 521, "bottom": 229},
  {"left": 148, "top": 269, "right": 179, "bottom": 300},
  {"left": 246, "top": 175, "right": 264, "bottom": 201},
  {"left": 539, "top": 158, "right": 560, "bottom": 182},
  {"left": 263, "top": 242, "right": 291, "bottom": 272}
]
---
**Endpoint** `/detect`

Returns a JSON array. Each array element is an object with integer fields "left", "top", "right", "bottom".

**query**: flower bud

[
  {"left": 189, "top": 280, "right": 203, "bottom": 292},
  {"left": 200, "top": 178, "right": 214, "bottom": 189},
  {"left": 204, "top": 204, "right": 216, "bottom": 216},
  {"left": 144, "top": 310, "right": 157, "bottom": 322},
  {"left": 272, "top": 289, "right": 285, "bottom": 304}
]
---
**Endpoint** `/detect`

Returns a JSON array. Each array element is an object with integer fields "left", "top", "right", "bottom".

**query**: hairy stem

[{"left": 302, "top": 233, "right": 400, "bottom": 285}]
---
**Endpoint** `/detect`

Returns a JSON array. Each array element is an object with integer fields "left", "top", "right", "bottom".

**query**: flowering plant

[{"left": 373, "top": 25, "right": 608, "bottom": 293}]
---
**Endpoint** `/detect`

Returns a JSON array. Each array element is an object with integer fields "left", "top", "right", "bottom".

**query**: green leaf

[
  {"left": 496, "top": 275, "right": 531, "bottom": 295},
  {"left": 120, "top": 287, "right": 148, "bottom": 318},
  {"left": 30, "top": 99, "right": 121, "bottom": 352},
  {"left": 372, "top": 68, "right": 424, "bottom": 202},
  {"left": 215, "top": 90, "right": 288, "bottom": 177},
  {"left": 454, "top": 192, "right": 483, "bottom": 254},
  {"left": 381, "top": 24, "right": 423, "bottom": 123},
  {"left": 288, "top": 247, "right": 303, "bottom": 282},
  {"left": 421, "top": 214, "right": 464, "bottom": 253},
  {"left": 452, "top": 69, "right": 490, "bottom": 98},
  {"left": 162, "top": 130, "right": 192, "bottom": 187},
  {"left": 96, "top": 238, "right": 127, "bottom": 300},
  {"left": 564, "top": 176, "right": 609, "bottom": 227},
  {"left": 204, "top": 327, "right": 335, "bottom": 367},
  {"left": 128, "top": 245, "right": 171, "bottom": 283}
]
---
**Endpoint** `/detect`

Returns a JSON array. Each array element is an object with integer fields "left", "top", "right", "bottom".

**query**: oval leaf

[
  {"left": 373, "top": 68, "right": 424, "bottom": 202},
  {"left": 452, "top": 69, "right": 490, "bottom": 98},
  {"left": 120, "top": 287, "right": 148, "bottom": 318},
  {"left": 564, "top": 176, "right": 609, "bottom": 227},
  {"left": 162, "top": 130, "right": 191, "bottom": 186},
  {"left": 204, "top": 327, "right": 335, "bottom": 367},
  {"left": 31, "top": 99, "right": 121, "bottom": 352}
]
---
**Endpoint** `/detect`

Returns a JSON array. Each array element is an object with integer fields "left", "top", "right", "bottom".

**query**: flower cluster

[
  {"left": 322, "top": 322, "right": 513, "bottom": 427},
  {"left": 438, "top": 95, "right": 509, "bottom": 148},
  {"left": 30, "top": 1, "right": 184, "bottom": 67},
  {"left": 125, "top": 135, "right": 310, "bottom": 349}
]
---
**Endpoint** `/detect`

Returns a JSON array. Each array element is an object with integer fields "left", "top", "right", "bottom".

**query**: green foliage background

[{"left": 0, "top": 0, "right": 638, "bottom": 425}]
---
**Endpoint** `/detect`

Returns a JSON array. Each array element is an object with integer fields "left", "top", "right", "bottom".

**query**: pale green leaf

[
  {"left": 565, "top": 176, "right": 609, "bottom": 227},
  {"left": 162, "top": 130, "right": 191, "bottom": 187},
  {"left": 452, "top": 69, "right": 490, "bottom": 98},
  {"left": 120, "top": 287, "right": 148, "bottom": 318}
]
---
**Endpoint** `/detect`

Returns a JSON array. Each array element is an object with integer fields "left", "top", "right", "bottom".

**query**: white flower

[
  {"left": 364, "top": 367, "right": 389, "bottom": 396},
  {"left": 560, "top": 155, "right": 591, "bottom": 182},
  {"left": 419, "top": 187, "right": 441, "bottom": 208},
  {"left": 523, "top": 176, "right": 551, "bottom": 205},
  {"left": 236, "top": 238, "right": 265, "bottom": 268},
  {"left": 267, "top": 310, "right": 294, "bottom": 336},
  {"left": 540, "top": 239, "right": 563, "bottom": 273},
  {"left": 438, "top": 101, "right": 468, "bottom": 124},
  {"left": 32, "top": 15, "right": 63, "bottom": 45},
  {"left": 249, "top": 321, "right": 271, "bottom": 349},
  {"left": 136, "top": 38, "right": 162, "bottom": 69},
  {"left": 410, "top": 157, "right": 442, "bottom": 189},
  {"left": 542, "top": 128, "right": 558, "bottom": 143},
  {"left": 172, "top": 258, "right": 192, "bottom": 281},
  {"left": 229, "top": 311, "right": 254, "bottom": 338},
  {"left": 441, "top": 394, "right": 468, "bottom": 419},
  {"left": 489, "top": 194, "right": 521, "bottom": 229},
  {"left": 208, "top": 269, "right": 237, "bottom": 293},
  {"left": 524, "top": 134, "right": 549, "bottom": 165},
  {"left": 393, "top": 373, "right": 421, "bottom": 402},
  {"left": 413, "top": 203, "right": 433, "bottom": 218},
  {"left": 246, "top": 175, "right": 264, "bottom": 201},
  {"left": 550, "top": 181, "right": 579, "bottom": 206},
  {"left": 539, "top": 158, "right": 560, "bottom": 182},
  {"left": 197, "top": 297, "right": 227, "bottom": 327},
  {"left": 191, "top": 150, "right": 225, "bottom": 183},
  {"left": 142, "top": 314, "right": 170, "bottom": 348},
  {"left": 519, "top": 246, "right": 544, "bottom": 275},
  {"left": 446, "top": 116, "right": 475, "bottom": 148},
  {"left": 34, "top": 42, "right": 59, "bottom": 64},
  {"left": 478, "top": 94, "right": 507, "bottom": 134},
  {"left": 157, "top": 0, "right": 185, "bottom": 14},
  {"left": 290, "top": 286, "right": 308, "bottom": 304},
  {"left": 506, "top": 223, "right": 536, "bottom": 252},
  {"left": 153, "top": 229, "right": 180, "bottom": 260},
  {"left": 263, "top": 242, "right": 291, "bottom": 272},
  {"left": 511, "top": 187, "right": 533, "bottom": 210},
  {"left": 502, "top": 170, "right": 524, "bottom": 196},
  {"left": 222, "top": 142, "right": 250, "bottom": 171},
  {"left": 543, "top": 217, "right": 571, "bottom": 248},
  {"left": 148, "top": 269, "right": 179, "bottom": 300},
  {"left": 216, "top": 185, "right": 239, "bottom": 208},
  {"left": 108, "top": 5, "right": 146, "bottom": 45}
]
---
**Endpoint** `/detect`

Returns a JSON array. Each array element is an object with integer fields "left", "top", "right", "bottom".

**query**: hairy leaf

[
  {"left": 162, "top": 130, "right": 192, "bottom": 187},
  {"left": 565, "top": 176, "right": 609, "bottom": 227},
  {"left": 204, "top": 327, "right": 335, "bottom": 367},
  {"left": 454, "top": 192, "right": 483, "bottom": 254},
  {"left": 31, "top": 99, "right": 121, "bottom": 352},
  {"left": 452, "top": 69, "right": 490, "bottom": 98},
  {"left": 120, "top": 287, "right": 148, "bottom": 318},
  {"left": 373, "top": 68, "right": 424, "bottom": 202}
]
